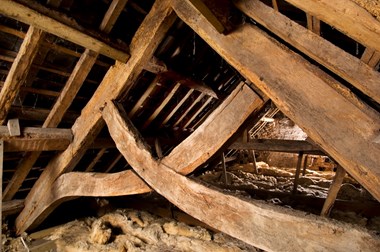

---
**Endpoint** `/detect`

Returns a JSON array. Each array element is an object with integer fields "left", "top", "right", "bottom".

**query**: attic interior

[{"left": 0, "top": 0, "right": 380, "bottom": 251}]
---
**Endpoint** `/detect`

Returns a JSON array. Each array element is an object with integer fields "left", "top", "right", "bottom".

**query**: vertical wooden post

[
  {"left": 272, "top": 0, "right": 279, "bottom": 11},
  {"left": 0, "top": 140, "right": 3, "bottom": 246},
  {"left": 302, "top": 154, "right": 308, "bottom": 176},
  {"left": 321, "top": 165, "right": 346, "bottom": 217},
  {"left": 221, "top": 152, "right": 228, "bottom": 185},
  {"left": 292, "top": 151, "right": 304, "bottom": 194}
]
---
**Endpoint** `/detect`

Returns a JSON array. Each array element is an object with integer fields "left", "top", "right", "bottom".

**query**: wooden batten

[
  {"left": 0, "top": 27, "right": 44, "bottom": 124},
  {"left": 0, "top": 0, "right": 129, "bottom": 62},
  {"left": 172, "top": 0, "right": 380, "bottom": 202},
  {"left": 16, "top": 0, "right": 177, "bottom": 234},
  {"left": 101, "top": 101, "right": 380, "bottom": 252}
]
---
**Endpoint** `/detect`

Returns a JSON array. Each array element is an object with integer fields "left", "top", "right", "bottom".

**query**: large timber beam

[
  {"left": 3, "top": 0, "right": 129, "bottom": 201},
  {"left": 234, "top": 0, "right": 380, "bottom": 105},
  {"left": 102, "top": 101, "right": 380, "bottom": 252},
  {"left": 0, "top": 0, "right": 129, "bottom": 62},
  {"left": 16, "top": 80, "right": 263, "bottom": 232},
  {"left": 15, "top": 0, "right": 177, "bottom": 234},
  {"left": 172, "top": 0, "right": 380, "bottom": 202},
  {"left": 230, "top": 139, "right": 324, "bottom": 155},
  {"left": 0, "top": 126, "right": 72, "bottom": 152},
  {"left": 0, "top": 27, "right": 44, "bottom": 124},
  {"left": 284, "top": 0, "right": 380, "bottom": 52}
]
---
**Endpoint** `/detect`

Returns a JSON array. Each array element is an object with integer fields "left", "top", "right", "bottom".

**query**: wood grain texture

[
  {"left": 102, "top": 101, "right": 380, "bottom": 252},
  {"left": 284, "top": 0, "right": 380, "bottom": 52},
  {"left": 172, "top": 0, "right": 380, "bottom": 201},
  {"left": 0, "top": 27, "right": 44, "bottom": 124},
  {"left": 0, "top": 0, "right": 129, "bottom": 62},
  {"left": 234, "top": 0, "right": 380, "bottom": 105},
  {"left": 16, "top": 0, "right": 176, "bottom": 234}
]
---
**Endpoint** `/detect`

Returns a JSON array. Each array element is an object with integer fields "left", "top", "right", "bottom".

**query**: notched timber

[
  {"left": 172, "top": 0, "right": 380, "bottom": 202},
  {"left": 0, "top": 126, "right": 72, "bottom": 152},
  {"left": 103, "top": 100, "right": 380, "bottom": 252}
]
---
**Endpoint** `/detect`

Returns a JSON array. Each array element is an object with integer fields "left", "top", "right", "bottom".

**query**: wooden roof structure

[{"left": 0, "top": 0, "right": 379, "bottom": 250}]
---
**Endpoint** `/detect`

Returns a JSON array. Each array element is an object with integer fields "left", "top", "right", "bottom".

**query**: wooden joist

[
  {"left": 0, "top": 126, "right": 72, "bottom": 152},
  {"left": 234, "top": 0, "right": 380, "bottom": 105},
  {"left": 0, "top": 27, "right": 44, "bottom": 124},
  {"left": 2, "top": 200, "right": 24, "bottom": 217},
  {"left": 3, "top": 0, "right": 128, "bottom": 201},
  {"left": 230, "top": 139, "right": 324, "bottom": 155},
  {"left": 0, "top": 0, "right": 129, "bottom": 62},
  {"left": 8, "top": 107, "right": 79, "bottom": 123},
  {"left": 16, "top": 78, "right": 263, "bottom": 232},
  {"left": 283, "top": 0, "right": 380, "bottom": 52},
  {"left": 102, "top": 101, "right": 380, "bottom": 252},
  {"left": 16, "top": 0, "right": 177, "bottom": 234},
  {"left": 172, "top": 0, "right": 380, "bottom": 201}
]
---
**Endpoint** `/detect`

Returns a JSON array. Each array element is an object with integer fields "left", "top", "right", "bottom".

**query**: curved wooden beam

[
  {"left": 102, "top": 101, "right": 380, "bottom": 251},
  {"left": 25, "top": 170, "right": 151, "bottom": 227},
  {"left": 16, "top": 81, "right": 263, "bottom": 233}
]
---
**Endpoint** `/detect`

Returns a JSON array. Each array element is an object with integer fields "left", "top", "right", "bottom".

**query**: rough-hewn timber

[
  {"left": 102, "top": 101, "right": 380, "bottom": 252},
  {"left": 172, "top": 0, "right": 380, "bottom": 202}
]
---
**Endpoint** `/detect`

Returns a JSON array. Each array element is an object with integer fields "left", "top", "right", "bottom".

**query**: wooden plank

[
  {"left": 173, "top": 93, "right": 205, "bottom": 127},
  {"left": 160, "top": 88, "right": 194, "bottom": 126},
  {"left": 2, "top": 199, "right": 24, "bottom": 217},
  {"left": 3, "top": 0, "right": 127, "bottom": 201},
  {"left": 0, "top": 27, "right": 44, "bottom": 124},
  {"left": 188, "top": 0, "right": 224, "bottom": 33},
  {"left": 0, "top": 0, "right": 129, "bottom": 62},
  {"left": 173, "top": 0, "right": 380, "bottom": 201},
  {"left": 84, "top": 148, "right": 107, "bottom": 172},
  {"left": 16, "top": 0, "right": 176, "bottom": 234},
  {"left": 321, "top": 165, "right": 347, "bottom": 217},
  {"left": 142, "top": 83, "right": 181, "bottom": 129},
  {"left": 230, "top": 139, "right": 323, "bottom": 154},
  {"left": 99, "top": 0, "right": 129, "bottom": 33},
  {"left": 7, "top": 119, "right": 21, "bottom": 136},
  {"left": 103, "top": 101, "right": 380, "bottom": 252},
  {"left": 183, "top": 96, "right": 213, "bottom": 128},
  {"left": 19, "top": 78, "right": 262, "bottom": 232},
  {"left": 8, "top": 106, "right": 79, "bottom": 123},
  {"left": 284, "top": 0, "right": 380, "bottom": 52},
  {"left": 361, "top": 47, "right": 380, "bottom": 69},
  {"left": 234, "top": 0, "right": 380, "bottom": 105},
  {"left": 292, "top": 151, "right": 303, "bottom": 194},
  {"left": 0, "top": 126, "right": 72, "bottom": 152},
  {"left": 128, "top": 79, "right": 158, "bottom": 118}
]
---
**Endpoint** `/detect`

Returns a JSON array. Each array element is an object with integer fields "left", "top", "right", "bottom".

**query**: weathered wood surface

[
  {"left": 16, "top": 80, "right": 262, "bottom": 232},
  {"left": 0, "top": 126, "right": 72, "bottom": 152},
  {"left": 2, "top": 200, "right": 24, "bottom": 217},
  {"left": 321, "top": 166, "right": 347, "bottom": 217},
  {"left": 284, "top": 0, "right": 380, "bottom": 52},
  {"left": 172, "top": 0, "right": 380, "bottom": 201},
  {"left": 16, "top": 0, "right": 177, "bottom": 234},
  {"left": 0, "top": 0, "right": 129, "bottom": 62},
  {"left": 230, "top": 139, "right": 324, "bottom": 154},
  {"left": 234, "top": 0, "right": 380, "bottom": 105},
  {"left": 9, "top": 106, "right": 79, "bottom": 123},
  {"left": 0, "top": 27, "right": 44, "bottom": 124},
  {"left": 102, "top": 101, "right": 380, "bottom": 252},
  {"left": 3, "top": 0, "right": 126, "bottom": 201},
  {"left": 7, "top": 119, "right": 21, "bottom": 136}
]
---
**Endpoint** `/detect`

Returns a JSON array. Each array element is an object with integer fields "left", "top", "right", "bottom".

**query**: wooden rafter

[
  {"left": 283, "top": 0, "right": 380, "bottom": 52},
  {"left": 230, "top": 139, "right": 324, "bottom": 155},
  {"left": 0, "top": 126, "right": 72, "bottom": 149},
  {"left": 0, "top": 27, "right": 44, "bottom": 124},
  {"left": 234, "top": 0, "right": 380, "bottom": 105},
  {"left": 3, "top": 0, "right": 128, "bottom": 201},
  {"left": 16, "top": 79, "right": 263, "bottom": 232},
  {"left": 172, "top": 0, "right": 380, "bottom": 201},
  {"left": 0, "top": 0, "right": 129, "bottom": 62},
  {"left": 160, "top": 88, "right": 194, "bottom": 126},
  {"left": 173, "top": 93, "right": 205, "bottom": 127},
  {"left": 102, "top": 101, "right": 380, "bottom": 251},
  {"left": 183, "top": 96, "right": 213, "bottom": 129},
  {"left": 16, "top": 0, "right": 177, "bottom": 234}
]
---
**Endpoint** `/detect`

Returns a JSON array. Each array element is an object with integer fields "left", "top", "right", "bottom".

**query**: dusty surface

[
  {"left": 352, "top": 0, "right": 380, "bottom": 21},
  {"left": 2, "top": 209, "right": 258, "bottom": 252}
]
